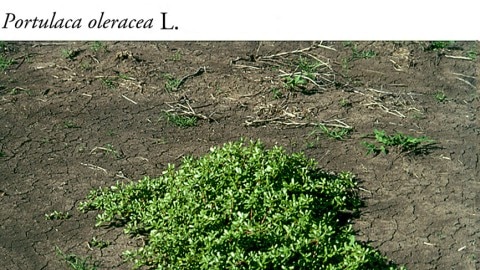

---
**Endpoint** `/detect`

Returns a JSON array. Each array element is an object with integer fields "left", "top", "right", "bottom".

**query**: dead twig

[
  {"left": 455, "top": 77, "right": 477, "bottom": 89},
  {"left": 364, "top": 101, "right": 406, "bottom": 118},
  {"left": 176, "top": 67, "right": 206, "bottom": 90},
  {"left": 164, "top": 100, "right": 217, "bottom": 123},
  {"left": 121, "top": 94, "right": 138, "bottom": 105},
  {"left": 80, "top": 162, "right": 108, "bottom": 175},
  {"left": 257, "top": 42, "right": 336, "bottom": 61},
  {"left": 444, "top": 55, "right": 474, "bottom": 60},
  {"left": 244, "top": 116, "right": 352, "bottom": 129}
]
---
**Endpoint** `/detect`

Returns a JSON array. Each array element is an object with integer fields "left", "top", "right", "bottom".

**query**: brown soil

[{"left": 0, "top": 41, "right": 478, "bottom": 269}]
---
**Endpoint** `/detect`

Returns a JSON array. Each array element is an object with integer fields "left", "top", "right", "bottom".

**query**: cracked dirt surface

[{"left": 0, "top": 41, "right": 478, "bottom": 269}]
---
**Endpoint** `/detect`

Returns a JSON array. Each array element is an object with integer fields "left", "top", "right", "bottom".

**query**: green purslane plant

[
  {"left": 363, "top": 129, "right": 436, "bottom": 155},
  {"left": 79, "top": 140, "right": 403, "bottom": 269}
]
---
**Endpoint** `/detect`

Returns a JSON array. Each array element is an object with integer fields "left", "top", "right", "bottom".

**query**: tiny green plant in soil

[
  {"left": 164, "top": 112, "right": 197, "bottom": 127},
  {"left": 164, "top": 74, "right": 182, "bottom": 92},
  {"left": 79, "top": 140, "right": 404, "bottom": 269},
  {"left": 56, "top": 247, "right": 98, "bottom": 270},
  {"left": 45, "top": 210, "right": 71, "bottom": 220},
  {"left": 88, "top": 237, "right": 110, "bottom": 249},
  {"left": 434, "top": 91, "right": 447, "bottom": 103},
  {"left": 271, "top": 87, "right": 283, "bottom": 99},
  {"left": 171, "top": 50, "right": 182, "bottom": 61},
  {"left": 339, "top": 98, "right": 352, "bottom": 108},
  {"left": 0, "top": 41, "right": 7, "bottom": 51},
  {"left": 104, "top": 143, "right": 122, "bottom": 159},
  {"left": 101, "top": 78, "right": 117, "bottom": 89},
  {"left": 465, "top": 50, "right": 477, "bottom": 60},
  {"left": 425, "top": 41, "right": 455, "bottom": 51},
  {"left": 63, "top": 120, "right": 80, "bottom": 129},
  {"left": 0, "top": 55, "right": 14, "bottom": 71},
  {"left": 90, "top": 41, "right": 106, "bottom": 53},
  {"left": 349, "top": 44, "right": 376, "bottom": 61},
  {"left": 283, "top": 56, "right": 324, "bottom": 92},
  {"left": 61, "top": 48, "right": 81, "bottom": 60},
  {"left": 311, "top": 124, "right": 352, "bottom": 140},
  {"left": 363, "top": 129, "right": 436, "bottom": 155}
]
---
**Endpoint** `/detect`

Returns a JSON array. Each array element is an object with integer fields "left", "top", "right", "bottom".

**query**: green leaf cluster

[
  {"left": 363, "top": 130, "right": 435, "bottom": 155},
  {"left": 79, "top": 140, "right": 403, "bottom": 269}
]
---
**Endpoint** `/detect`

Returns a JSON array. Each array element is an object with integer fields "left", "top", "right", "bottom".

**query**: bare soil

[{"left": 0, "top": 41, "right": 479, "bottom": 269}]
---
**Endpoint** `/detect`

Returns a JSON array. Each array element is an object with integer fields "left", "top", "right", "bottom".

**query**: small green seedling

[
  {"left": 339, "top": 98, "right": 352, "bottom": 108},
  {"left": 0, "top": 55, "right": 14, "bottom": 71},
  {"left": 63, "top": 120, "right": 80, "bottom": 129},
  {"left": 271, "top": 87, "right": 283, "bottom": 99},
  {"left": 61, "top": 49, "right": 80, "bottom": 60},
  {"left": 91, "top": 144, "right": 123, "bottom": 159},
  {"left": 363, "top": 129, "right": 436, "bottom": 155},
  {"left": 9, "top": 87, "right": 31, "bottom": 95},
  {"left": 362, "top": 142, "right": 387, "bottom": 156},
  {"left": 118, "top": 73, "right": 133, "bottom": 80},
  {"left": 425, "top": 41, "right": 455, "bottom": 51},
  {"left": 90, "top": 41, "right": 106, "bottom": 53},
  {"left": 164, "top": 112, "right": 197, "bottom": 127},
  {"left": 101, "top": 78, "right": 117, "bottom": 89},
  {"left": 171, "top": 50, "right": 182, "bottom": 61},
  {"left": 465, "top": 50, "right": 477, "bottom": 60},
  {"left": 164, "top": 74, "right": 182, "bottom": 92},
  {"left": 312, "top": 124, "right": 352, "bottom": 140},
  {"left": 434, "top": 91, "right": 447, "bottom": 103},
  {"left": 88, "top": 237, "right": 110, "bottom": 249},
  {"left": 350, "top": 45, "right": 376, "bottom": 60},
  {"left": 284, "top": 74, "right": 308, "bottom": 89},
  {"left": 55, "top": 247, "right": 98, "bottom": 270},
  {"left": 104, "top": 144, "right": 122, "bottom": 159},
  {"left": 283, "top": 56, "right": 325, "bottom": 92},
  {"left": 45, "top": 210, "right": 71, "bottom": 220},
  {"left": 284, "top": 74, "right": 308, "bottom": 90}
]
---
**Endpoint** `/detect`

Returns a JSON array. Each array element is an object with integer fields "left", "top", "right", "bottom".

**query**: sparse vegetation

[
  {"left": 434, "top": 91, "right": 447, "bottom": 103},
  {"left": 0, "top": 54, "right": 14, "bottom": 71},
  {"left": 282, "top": 56, "right": 331, "bottom": 93},
  {"left": 56, "top": 247, "right": 98, "bottom": 270},
  {"left": 104, "top": 144, "right": 122, "bottom": 159},
  {"left": 164, "top": 112, "right": 197, "bottom": 127},
  {"left": 63, "top": 120, "right": 80, "bottom": 129},
  {"left": 101, "top": 77, "right": 117, "bottom": 89},
  {"left": 164, "top": 74, "right": 182, "bottom": 92},
  {"left": 171, "top": 50, "right": 182, "bottom": 61},
  {"left": 311, "top": 124, "right": 352, "bottom": 140},
  {"left": 340, "top": 98, "right": 352, "bottom": 108},
  {"left": 271, "top": 87, "right": 283, "bottom": 99},
  {"left": 61, "top": 48, "right": 81, "bottom": 60},
  {"left": 91, "top": 144, "right": 122, "bottom": 159},
  {"left": 363, "top": 129, "right": 436, "bottom": 155},
  {"left": 9, "top": 87, "right": 31, "bottom": 95},
  {"left": 45, "top": 210, "right": 71, "bottom": 220},
  {"left": 340, "top": 42, "right": 376, "bottom": 71},
  {"left": 79, "top": 140, "right": 403, "bottom": 269},
  {"left": 465, "top": 50, "right": 477, "bottom": 60},
  {"left": 425, "top": 41, "right": 455, "bottom": 51},
  {"left": 90, "top": 41, "right": 106, "bottom": 53},
  {"left": 344, "top": 43, "right": 376, "bottom": 61},
  {"left": 88, "top": 237, "right": 110, "bottom": 249}
]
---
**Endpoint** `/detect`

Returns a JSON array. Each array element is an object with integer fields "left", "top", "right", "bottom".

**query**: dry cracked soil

[{"left": 0, "top": 41, "right": 479, "bottom": 269}]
